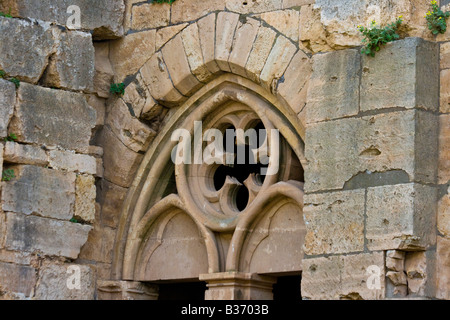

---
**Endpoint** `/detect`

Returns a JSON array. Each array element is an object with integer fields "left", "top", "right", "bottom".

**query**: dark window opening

[
  {"left": 157, "top": 281, "right": 207, "bottom": 300},
  {"left": 272, "top": 275, "right": 302, "bottom": 301}
]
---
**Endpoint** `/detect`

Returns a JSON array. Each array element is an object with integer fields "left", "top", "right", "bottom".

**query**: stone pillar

[
  {"left": 97, "top": 281, "right": 159, "bottom": 300},
  {"left": 302, "top": 38, "right": 439, "bottom": 300},
  {"left": 200, "top": 273, "right": 276, "bottom": 300}
]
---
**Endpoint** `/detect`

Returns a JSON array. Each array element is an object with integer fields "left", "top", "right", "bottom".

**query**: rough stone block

[
  {"left": 440, "top": 42, "right": 450, "bottom": 70},
  {"left": 257, "top": 10, "right": 300, "bottom": 41},
  {"left": 439, "top": 115, "right": 450, "bottom": 184},
  {"left": 0, "top": 79, "right": 15, "bottom": 138},
  {"left": 304, "top": 110, "right": 437, "bottom": 192},
  {"left": 131, "top": 2, "right": 170, "bottom": 30},
  {"left": 3, "top": 212, "right": 91, "bottom": 259},
  {"left": 283, "top": 0, "right": 315, "bottom": 8},
  {"left": 93, "top": 42, "right": 114, "bottom": 98},
  {"left": 3, "top": 142, "right": 48, "bottom": 166},
  {"left": 0, "top": 261, "right": 36, "bottom": 297},
  {"left": 0, "top": 17, "right": 54, "bottom": 83},
  {"left": 215, "top": 12, "right": 240, "bottom": 72},
  {"left": 0, "top": 145, "right": 3, "bottom": 184},
  {"left": 79, "top": 225, "right": 115, "bottom": 264},
  {"left": 197, "top": 14, "right": 221, "bottom": 75},
  {"left": 303, "top": 189, "right": 365, "bottom": 255},
  {"left": 361, "top": 38, "right": 439, "bottom": 112},
  {"left": 405, "top": 250, "right": 436, "bottom": 298},
  {"left": 436, "top": 236, "right": 450, "bottom": 300},
  {"left": 306, "top": 49, "right": 360, "bottom": 123},
  {"left": 366, "top": 183, "right": 437, "bottom": 251},
  {"left": 110, "top": 30, "right": 156, "bottom": 82},
  {"left": 171, "top": 0, "right": 224, "bottom": 24},
  {"left": 245, "top": 27, "right": 277, "bottom": 83},
  {"left": 2, "top": 0, "right": 125, "bottom": 39},
  {"left": 74, "top": 175, "right": 96, "bottom": 224},
  {"left": 9, "top": 83, "right": 96, "bottom": 153},
  {"left": 441, "top": 69, "right": 450, "bottom": 113},
  {"left": 156, "top": 24, "right": 188, "bottom": 51},
  {"left": 438, "top": 187, "right": 450, "bottom": 238},
  {"left": 98, "top": 180, "right": 128, "bottom": 229},
  {"left": 226, "top": 0, "right": 283, "bottom": 14},
  {"left": 49, "top": 150, "right": 97, "bottom": 175},
  {"left": 41, "top": 31, "right": 95, "bottom": 92},
  {"left": 1, "top": 165, "right": 76, "bottom": 220},
  {"left": 35, "top": 262, "right": 95, "bottom": 300},
  {"left": 302, "top": 252, "right": 385, "bottom": 300}
]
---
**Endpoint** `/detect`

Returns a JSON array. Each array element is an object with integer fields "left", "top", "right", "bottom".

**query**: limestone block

[
  {"left": 405, "top": 251, "right": 436, "bottom": 298},
  {"left": 98, "top": 180, "right": 128, "bottom": 229},
  {"left": 438, "top": 186, "right": 450, "bottom": 238},
  {"left": 0, "top": 145, "right": 3, "bottom": 185},
  {"left": 0, "top": 17, "right": 55, "bottom": 83},
  {"left": 131, "top": 2, "right": 170, "bottom": 30},
  {"left": 106, "top": 99, "right": 156, "bottom": 153},
  {"left": 439, "top": 115, "right": 450, "bottom": 184},
  {"left": 110, "top": 30, "right": 156, "bottom": 82},
  {"left": 3, "top": 142, "right": 48, "bottom": 166},
  {"left": 181, "top": 23, "right": 214, "bottom": 83},
  {"left": 0, "top": 79, "right": 15, "bottom": 138},
  {"left": 156, "top": 24, "right": 188, "bottom": 51},
  {"left": 171, "top": 0, "right": 224, "bottom": 24},
  {"left": 74, "top": 175, "right": 96, "bottom": 224},
  {"left": 1, "top": 0, "right": 125, "bottom": 39},
  {"left": 299, "top": 4, "right": 331, "bottom": 53},
  {"left": 361, "top": 38, "right": 439, "bottom": 112},
  {"left": 215, "top": 12, "right": 240, "bottom": 72},
  {"left": 440, "top": 69, "right": 450, "bottom": 113},
  {"left": 97, "top": 280, "right": 159, "bottom": 300},
  {"left": 283, "top": 0, "right": 315, "bottom": 8},
  {"left": 3, "top": 212, "right": 91, "bottom": 259},
  {"left": 79, "top": 224, "right": 115, "bottom": 264},
  {"left": 35, "top": 262, "right": 95, "bottom": 300},
  {"left": 257, "top": 10, "right": 300, "bottom": 41},
  {"left": 9, "top": 83, "right": 96, "bottom": 153},
  {"left": 440, "top": 42, "right": 450, "bottom": 70},
  {"left": 226, "top": 0, "right": 283, "bottom": 14},
  {"left": 303, "top": 189, "right": 365, "bottom": 255},
  {"left": 1, "top": 165, "right": 76, "bottom": 220},
  {"left": 197, "top": 14, "right": 221, "bottom": 75},
  {"left": 0, "top": 261, "right": 36, "bottom": 297},
  {"left": 41, "top": 31, "right": 95, "bottom": 92},
  {"left": 86, "top": 95, "right": 106, "bottom": 128},
  {"left": 93, "top": 42, "right": 114, "bottom": 98},
  {"left": 277, "top": 50, "right": 311, "bottom": 114},
  {"left": 436, "top": 236, "right": 450, "bottom": 300},
  {"left": 302, "top": 252, "right": 385, "bottom": 300},
  {"left": 366, "top": 183, "right": 437, "bottom": 251},
  {"left": 228, "top": 18, "right": 261, "bottom": 78},
  {"left": 161, "top": 33, "right": 202, "bottom": 96},
  {"left": 306, "top": 49, "right": 360, "bottom": 123},
  {"left": 245, "top": 27, "right": 277, "bottom": 83},
  {"left": 49, "top": 150, "right": 97, "bottom": 175},
  {"left": 304, "top": 110, "right": 437, "bottom": 192},
  {"left": 260, "top": 35, "right": 297, "bottom": 92},
  {"left": 100, "top": 126, "right": 143, "bottom": 188}
]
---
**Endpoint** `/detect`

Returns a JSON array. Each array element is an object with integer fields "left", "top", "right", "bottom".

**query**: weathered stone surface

[
  {"left": 106, "top": 99, "right": 156, "bottom": 153},
  {"left": 302, "top": 252, "right": 385, "bottom": 300},
  {"left": 122, "top": 74, "right": 159, "bottom": 119},
  {"left": 405, "top": 251, "right": 435, "bottom": 298},
  {"left": 131, "top": 3, "right": 170, "bottom": 30},
  {"left": 0, "top": 145, "right": 3, "bottom": 185},
  {"left": 4, "top": 142, "right": 48, "bottom": 166},
  {"left": 1, "top": 0, "right": 125, "bottom": 39},
  {"left": 1, "top": 165, "right": 76, "bottom": 220},
  {"left": 226, "top": 0, "right": 283, "bottom": 14},
  {"left": 140, "top": 52, "right": 184, "bottom": 107},
  {"left": 162, "top": 34, "right": 202, "bottom": 96},
  {"left": 438, "top": 187, "right": 450, "bottom": 238},
  {"left": 79, "top": 225, "right": 115, "bottom": 263},
  {"left": 41, "top": 31, "right": 95, "bottom": 92},
  {"left": 110, "top": 30, "right": 156, "bottom": 82},
  {"left": 440, "top": 42, "right": 450, "bottom": 70},
  {"left": 440, "top": 69, "right": 450, "bottom": 114},
  {"left": 436, "top": 236, "right": 450, "bottom": 300},
  {"left": 93, "top": 42, "right": 114, "bottom": 98},
  {"left": 0, "top": 261, "right": 36, "bottom": 297},
  {"left": 260, "top": 35, "right": 297, "bottom": 92},
  {"left": 156, "top": 24, "right": 188, "bottom": 51},
  {"left": 277, "top": 50, "right": 311, "bottom": 114},
  {"left": 229, "top": 18, "right": 261, "bottom": 78},
  {"left": 439, "top": 115, "right": 450, "bottom": 184},
  {"left": 303, "top": 189, "right": 365, "bottom": 255},
  {"left": 245, "top": 27, "right": 277, "bottom": 83},
  {"left": 299, "top": 4, "right": 331, "bottom": 53},
  {"left": 361, "top": 38, "right": 439, "bottom": 112},
  {"left": 0, "top": 17, "right": 55, "bottom": 83},
  {"left": 97, "top": 280, "right": 159, "bottom": 300},
  {"left": 49, "top": 150, "right": 97, "bottom": 175},
  {"left": 283, "top": 0, "right": 315, "bottom": 8},
  {"left": 100, "top": 126, "right": 143, "bottom": 188},
  {"left": 306, "top": 49, "right": 360, "bottom": 123},
  {"left": 98, "top": 180, "right": 128, "bottom": 229},
  {"left": 258, "top": 10, "right": 300, "bottom": 41},
  {"left": 181, "top": 23, "right": 214, "bottom": 83},
  {"left": 366, "top": 183, "right": 437, "bottom": 251},
  {"left": 197, "top": 14, "right": 221, "bottom": 75},
  {"left": 304, "top": 110, "right": 437, "bottom": 192},
  {"left": 9, "top": 83, "right": 96, "bottom": 153},
  {"left": 386, "top": 250, "right": 405, "bottom": 272},
  {"left": 86, "top": 95, "right": 106, "bottom": 128},
  {"left": 3, "top": 212, "right": 91, "bottom": 259},
  {"left": 171, "top": 0, "right": 224, "bottom": 23},
  {"left": 74, "top": 175, "right": 96, "bottom": 224},
  {"left": 215, "top": 12, "right": 240, "bottom": 72},
  {"left": 35, "top": 263, "right": 95, "bottom": 300},
  {"left": 0, "top": 79, "right": 15, "bottom": 138}
]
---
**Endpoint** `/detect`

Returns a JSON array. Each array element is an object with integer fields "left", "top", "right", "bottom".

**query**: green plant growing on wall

[
  {"left": 2, "top": 169, "right": 15, "bottom": 182},
  {"left": 358, "top": 16, "right": 403, "bottom": 57},
  {"left": 153, "top": 0, "right": 177, "bottom": 4},
  {"left": 4, "top": 133, "right": 17, "bottom": 142},
  {"left": 425, "top": 1, "right": 450, "bottom": 35},
  {"left": 70, "top": 218, "right": 79, "bottom": 223},
  {"left": 110, "top": 82, "right": 125, "bottom": 96},
  {"left": 0, "top": 70, "right": 6, "bottom": 78},
  {"left": 0, "top": 8, "right": 12, "bottom": 18},
  {"left": 9, "top": 77, "right": 20, "bottom": 88}
]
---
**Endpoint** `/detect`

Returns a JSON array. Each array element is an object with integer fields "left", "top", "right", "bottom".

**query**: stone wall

[{"left": 0, "top": 0, "right": 448, "bottom": 300}]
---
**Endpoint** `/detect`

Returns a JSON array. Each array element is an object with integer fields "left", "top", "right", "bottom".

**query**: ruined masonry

[{"left": 0, "top": 0, "right": 448, "bottom": 300}]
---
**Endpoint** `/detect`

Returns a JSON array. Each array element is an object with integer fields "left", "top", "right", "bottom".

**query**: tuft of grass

[
  {"left": 8, "top": 77, "right": 20, "bottom": 88},
  {"left": 2, "top": 169, "right": 15, "bottom": 182},
  {"left": 0, "top": 70, "right": 6, "bottom": 78},
  {"left": 110, "top": 83, "right": 125, "bottom": 96}
]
